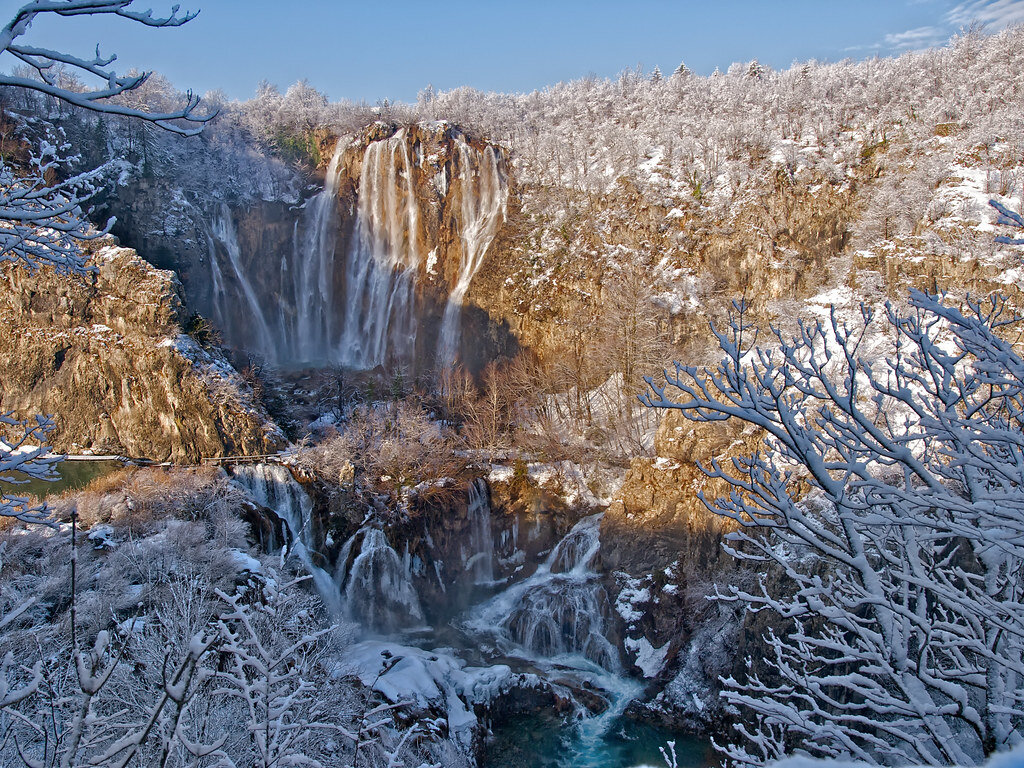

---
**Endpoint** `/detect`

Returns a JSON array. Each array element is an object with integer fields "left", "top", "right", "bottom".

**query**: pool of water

[
  {"left": 482, "top": 709, "right": 717, "bottom": 768},
  {"left": 0, "top": 459, "right": 125, "bottom": 499}
]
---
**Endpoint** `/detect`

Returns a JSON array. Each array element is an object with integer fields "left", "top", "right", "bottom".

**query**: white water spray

[{"left": 229, "top": 464, "right": 341, "bottom": 616}]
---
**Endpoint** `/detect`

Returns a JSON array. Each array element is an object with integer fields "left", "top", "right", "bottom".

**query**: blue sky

[{"left": 7, "top": 0, "right": 1024, "bottom": 104}]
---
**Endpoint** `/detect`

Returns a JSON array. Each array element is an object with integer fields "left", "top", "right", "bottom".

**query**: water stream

[
  {"left": 292, "top": 140, "right": 347, "bottom": 363},
  {"left": 226, "top": 468, "right": 710, "bottom": 767},
  {"left": 228, "top": 463, "right": 341, "bottom": 616},
  {"left": 209, "top": 204, "right": 276, "bottom": 358},
  {"left": 340, "top": 130, "right": 422, "bottom": 368},
  {"left": 436, "top": 141, "right": 508, "bottom": 368}
]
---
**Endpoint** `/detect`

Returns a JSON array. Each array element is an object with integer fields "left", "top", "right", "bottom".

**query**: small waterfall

[
  {"left": 464, "top": 514, "right": 618, "bottom": 671},
  {"left": 206, "top": 232, "right": 226, "bottom": 329},
  {"left": 292, "top": 140, "right": 347, "bottom": 364},
  {"left": 463, "top": 478, "right": 494, "bottom": 584},
  {"left": 436, "top": 141, "right": 508, "bottom": 368},
  {"left": 340, "top": 131, "right": 422, "bottom": 369},
  {"left": 209, "top": 204, "right": 276, "bottom": 358},
  {"left": 229, "top": 464, "right": 341, "bottom": 616},
  {"left": 335, "top": 526, "right": 425, "bottom": 633}
]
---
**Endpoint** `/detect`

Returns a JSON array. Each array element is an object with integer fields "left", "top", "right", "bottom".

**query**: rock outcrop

[
  {"left": 602, "top": 411, "right": 759, "bottom": 575},
  {"left": 0, "top": 240, "right": 285, "bottom": 461}
]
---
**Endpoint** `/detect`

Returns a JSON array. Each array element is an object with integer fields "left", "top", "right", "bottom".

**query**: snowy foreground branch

[
  {"left": 0, "top": 564, "right": 435, "bottom": 768},
  {"left": 0, "top": 0, "right": 213, "bottom": 522},
  {"left": 642, "top": 291, "right": 1024, "bottom": 765},
  {"left": 0, "top": 1, "right": 213, "bottom": 135},
  {"left": 0, "top": 412, "right": 60, "bottom": 524}
]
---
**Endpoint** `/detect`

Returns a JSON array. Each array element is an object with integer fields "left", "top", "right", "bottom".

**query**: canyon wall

[{"left": 0, "top": 240, "right": 285, "bottom": 461}]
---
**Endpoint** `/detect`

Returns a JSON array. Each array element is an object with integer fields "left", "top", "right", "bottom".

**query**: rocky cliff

[{"left": 0, "top": 240, "right": 285, "bottom": 461}]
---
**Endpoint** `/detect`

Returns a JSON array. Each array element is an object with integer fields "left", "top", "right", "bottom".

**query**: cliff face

[
  {"left": 332, "top": 122, "right": 516, "bottom": 373},
  {"left": 0, "top": 241, "right": 285, "bottom": 461}
]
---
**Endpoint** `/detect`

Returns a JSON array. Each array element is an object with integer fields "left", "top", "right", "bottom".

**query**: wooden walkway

[
  {"left": 61, "top": 454, "right": 287, "bottom": 467},
  {"left": 200, "top": 454, "right": 286, "bottom": 466}
]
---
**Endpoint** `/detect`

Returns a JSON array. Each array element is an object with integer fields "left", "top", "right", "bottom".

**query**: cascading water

[
  {"left": 464, "top": 513, "right": 663, "bottom": 768},
  {"left": 291, "top": 140, "right": 347, "bottom": 364},
  {"left": 327, "top": 483, "right": 703, "bottom": 767},
  {"left": 464, "top": 513, "right": 618, "bottom": 670},
  {"left": 203, "top": 128, "right": 507, "bottom": 370},
  {"left": 436, "top": 141, "right": 508, "bottom": 368},
  {"left": 340, "top": 131, "right": 422, "bottom": 369},
  {"left": 209, "top": 204, "right": 276, "bottom": 358},
  {"left": 228, "top": 463, "right": 341, "bottom": 616},
  {"left": 335, "top": 526, "right": 425, "bottom": 633},
  {"left": 463, "top": 477, "right": 495, "bottom": 584}
]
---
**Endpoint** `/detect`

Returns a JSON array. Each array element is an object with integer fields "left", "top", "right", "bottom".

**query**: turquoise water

[
  {"left": 0, "top": 459, "right": 124, "bottom": 499},
  {"left": 482, "top": 709, "right": 716, "bottom": 768}
]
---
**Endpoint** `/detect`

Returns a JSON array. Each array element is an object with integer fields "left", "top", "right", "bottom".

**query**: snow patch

[{"left": 624, "top": 636, "right": 668, "bottom": 678}]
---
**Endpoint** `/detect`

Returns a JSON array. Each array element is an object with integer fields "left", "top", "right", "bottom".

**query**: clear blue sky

[{"left": 7, "top": 0, "right": 1024, "bottom": 104}]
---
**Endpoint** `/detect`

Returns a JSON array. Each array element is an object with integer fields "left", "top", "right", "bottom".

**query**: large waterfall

[
  {"left": 203, "top": 126, "right": 508, "bottom": 370},
  {"left": 339, "top": 131, "right": 422, "bottom": 369}
]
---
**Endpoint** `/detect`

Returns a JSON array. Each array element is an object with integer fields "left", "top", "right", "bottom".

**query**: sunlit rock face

[
  {"left": 601, "top": 412, "right": 756, "bottom": 575},
  {"left": 0, "top": 241, "right": 285, "bottom": 461},
  {"left": 185, "top": 122, "right": 513, "bottom": 374}
]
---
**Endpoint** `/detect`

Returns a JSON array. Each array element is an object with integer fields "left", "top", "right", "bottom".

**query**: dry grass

[{"left": 50, "top": 466, "right": 248, "bottom": 536}]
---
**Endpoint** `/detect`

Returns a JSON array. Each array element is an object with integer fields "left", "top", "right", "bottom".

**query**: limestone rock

[
  {"left": 602, "top": 411, "right": 760, "bottom": 574},
  {"left": 0, "top": 242, "right": 285, "bottom": 461}
]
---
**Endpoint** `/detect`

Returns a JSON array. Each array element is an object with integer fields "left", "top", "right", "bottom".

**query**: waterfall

[
  {"left": 463, "top": 477, "right": 494, "bottom": 584},
  {"left": 209, "top": 204, "right": 276, "bottom": 358},
  {"left": 229, "top": 464, "right": 341, "bottom": 616},
  {"left": 206, "top": 232, "right": 226, "bottom": 329},
  {"left": 292, "top": 140, "right": 347, "bottom": 364},
  {"left": 335, "top": 526, "right": 425, "bottom": 633},
  {"left": 340, "top": 130, "right": 422, "bottom": 369},
  {"left": 464, "top": 514, "right": 618, "bottom": 671},
  {"left": 436, "top": 141, "right": 508, "bottom": 368},
  {"left": 205, "top": 129, "right": 508, "bottom": 370}
]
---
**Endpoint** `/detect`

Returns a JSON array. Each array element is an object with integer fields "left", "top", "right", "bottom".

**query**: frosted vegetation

[{"left": 4, "top": 5, "right": 1024, "bottom": 768}]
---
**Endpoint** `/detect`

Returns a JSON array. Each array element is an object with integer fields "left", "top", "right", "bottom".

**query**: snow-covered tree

[
  {"left": 0, "top": 0, "right": 210, "bottom": 524},
  {"left": 641, "top": 287, "right": 1024, "bottom": 765}
]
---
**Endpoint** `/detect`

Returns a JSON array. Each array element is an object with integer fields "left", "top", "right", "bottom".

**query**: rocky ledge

[{"left": 0, "top": 240, "right": 285, "bottom": 461}]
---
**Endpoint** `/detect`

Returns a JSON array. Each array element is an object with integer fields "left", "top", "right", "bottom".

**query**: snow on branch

[
  {"left": 0, "top": 411, "right": 60, "bottom": 525},
  {"left": 0, "top": 1, "right": 213, "bottom": 136},
  {"left": 989, "top": 199, "right": 1024, "bottom": 245},
  {"left": 642, "top": 291, "right": 1024, "bottom": 765}
]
